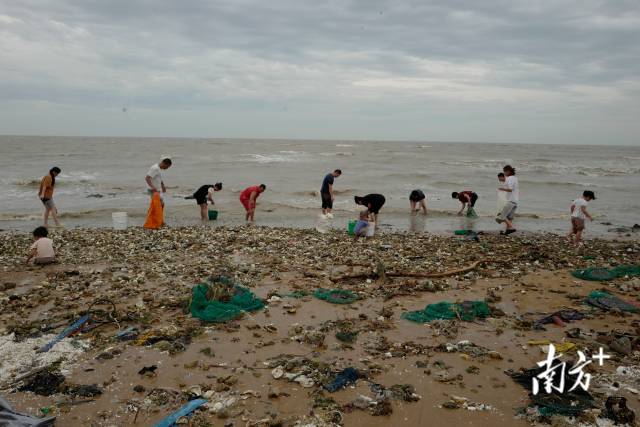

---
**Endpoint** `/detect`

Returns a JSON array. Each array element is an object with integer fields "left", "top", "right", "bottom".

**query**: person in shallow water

[
  {"left": 496, "top": 164, "right": 519, "bottom": 235},
  {"left": 38, "top": 167, "right": 62, "bottom": 228},
  {"left": 239, "top": 184, "right": 266, "bottom": 223},
  {"left": 451, "top": 190, "right": 478, "bottom": 216},
  {"left": 354, "top": 193, "right": 386, "bottom": 222},
  {"left": 320, "top": 169, "right": 342, "bottom": 218},
  {"left": 191, "top": 183, "right": 223, "bottom": 221},
  {"left": 409, "top": 189, "right": 427, "bottom": 215}
]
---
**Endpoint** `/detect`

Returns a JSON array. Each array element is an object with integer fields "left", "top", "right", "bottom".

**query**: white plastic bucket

[
  {"left": 112, "top": 212, "right": 128, "bottom": 230},
  {"left": 366, "top": 221, "right": 376, "bottom": 237}
]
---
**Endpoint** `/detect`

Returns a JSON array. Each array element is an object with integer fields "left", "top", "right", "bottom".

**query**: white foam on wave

[
  {"left": 242, "top": 152, "right": 308, "bottom": 163},
  {"left": 60, "top": 171, "right": 98, "bottom": 182},
  {"left": 320, "top": 152, "right": 354, "bottom": 157}
]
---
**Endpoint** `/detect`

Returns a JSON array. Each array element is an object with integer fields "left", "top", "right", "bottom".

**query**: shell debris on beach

[{"left": 0, "top": 225, "right": 639, "bottom": 426}]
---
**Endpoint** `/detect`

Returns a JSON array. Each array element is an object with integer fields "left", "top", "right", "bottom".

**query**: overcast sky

[{"left": 0, "top": 0, "right": 639, "bottom": 144}]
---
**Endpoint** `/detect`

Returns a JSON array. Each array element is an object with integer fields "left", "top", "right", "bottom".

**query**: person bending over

[
  {"left": 192, "top": 183, "right": 222, "bottom": 221},
  {"left": 409, "top": 189, "right": 427, "bottom": 215},
  {"left": 354, "top": 193, "right": 385, "bottom": 222},
  {"left": 240, "top": 184, "right": 266, "bottom": 223},
  {"left": 451, "top": 190, "right": 478, "bottom": 216}
]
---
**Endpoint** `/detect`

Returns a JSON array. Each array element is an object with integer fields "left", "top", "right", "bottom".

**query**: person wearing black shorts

[
  {"left": 354, "top": 193, "right": 386, "bottom": 221},
  {"left": 320, "top": 169, "right": 342, "bottom": 218},
  {"left": 409, "top": 189, "right": 427, "bottom": 215},
  {"left": 192, "top": 183, "right": 222, "bottom": 220}
]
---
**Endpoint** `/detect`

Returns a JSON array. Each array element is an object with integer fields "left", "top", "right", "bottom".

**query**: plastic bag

[{"left": 143, "top": 192, "right": 163, "bottom": 229}]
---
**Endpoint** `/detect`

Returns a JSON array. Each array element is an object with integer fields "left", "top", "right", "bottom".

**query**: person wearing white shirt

[
  {"left": 496, "top": 165, "right": 518, "bottom": 235},
  {"left": 569, "top": 190, "right": 595, "bottom": 244},
  {"left": 145, "top": 158, "right": 172, "bottom": 206}
]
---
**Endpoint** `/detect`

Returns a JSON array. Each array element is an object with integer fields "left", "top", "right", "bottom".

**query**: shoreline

[{"left": 1, "top": 206, "right": 638, "bottom": 240}]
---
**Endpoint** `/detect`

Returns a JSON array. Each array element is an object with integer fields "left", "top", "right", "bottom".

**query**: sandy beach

[{"left": 1, "top": 225, "right": 639, "bottom": 426}]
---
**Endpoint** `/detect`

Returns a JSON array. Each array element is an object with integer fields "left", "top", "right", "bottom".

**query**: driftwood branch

[{"left": 331, "top": 259, "right": 488, "bottom": 282}]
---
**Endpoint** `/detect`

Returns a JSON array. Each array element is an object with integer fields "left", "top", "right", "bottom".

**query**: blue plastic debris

[
  {"left": 37, "top": 314, "right": 91, "bottom": 353},
  {"left": 153, "top": 398, "right": 207, "bottom": 427},
  {"left": 324, "top": 367, "right": 359, "bottom": 392},
  {"left": 115, "top": 326, "right": 139, "bottom": 341}
]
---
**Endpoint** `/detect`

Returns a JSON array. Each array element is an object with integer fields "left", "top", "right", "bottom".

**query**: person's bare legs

[
  {"left": 43, "top": 206, "right": 49, "bottom": 227},
  {"left": 419, "top": 200, "right": 427, "bottom": 215},
  {"left": 200, "top": 204, "right": 208, "bottom": 221},
  {"left": 575, "top": 229, "right": 583, "bottom": 245},
  {"left": 504, "top": 218, "right": 515, "bottom": 232},
  {"left": 410, "top": 201, "right": 416, "bottom": 215},
  {"left": 246, "top": 207, "right": 255, "bottom": 223},
  {"left": 49, "top": 206, "right": 61, "bottom": 226}
]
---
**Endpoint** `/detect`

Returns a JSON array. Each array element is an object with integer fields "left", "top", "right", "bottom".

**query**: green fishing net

[
  {"left": 285, "top": 290, "right": 310, "bottom": 299},
  {"left": 584, "top": 290, "right": 640, "bottom": 313},
  {"left": 313, "top": 288, "right": 358, "bottom": 304},
  {"left": 572, "top": 265, "right": 640, "bottom": 281},
  {"left": 335, "top": 331, "right": 358, "bottom": 343},
  {"left": 402, "top": 301, "right": 490, "bottom": 323},
  {"left": 190, "top": 277, "right": 264, "bottom": 323},
  {"left": 466, "top": 207, "right": 478, "bottom": 218}
]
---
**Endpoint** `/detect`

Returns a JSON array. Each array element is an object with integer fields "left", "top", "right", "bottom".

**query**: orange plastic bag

[{"left": 143, "top": 192, "right": 164, "bottom": 229}]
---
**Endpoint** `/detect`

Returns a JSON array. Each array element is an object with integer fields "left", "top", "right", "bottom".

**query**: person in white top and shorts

[
  {"left": 145, "top": 158, "right": 172, "bottom": 206},
  {"left": 569, "top": 190, "right": 595, "bottom": 244},
  {"left": 496, "top": 165, "right": 519, "bottom": 235}
]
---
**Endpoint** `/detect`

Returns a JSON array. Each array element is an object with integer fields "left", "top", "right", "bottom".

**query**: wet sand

[{"left": 0, "top": 226, "right": 639, "bottom": 426}]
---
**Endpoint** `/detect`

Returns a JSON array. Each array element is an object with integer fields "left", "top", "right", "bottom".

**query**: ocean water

[{"left": 1, "top": 135, "right": 639, "bottom": 235}]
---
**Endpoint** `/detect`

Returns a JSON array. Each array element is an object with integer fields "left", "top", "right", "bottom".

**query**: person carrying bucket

[
  {"left": 452, "top": 190, "right": 478, "bottom": 217},
  {"left": 191, "top": 183, "right": 222, "bottom": 221}
]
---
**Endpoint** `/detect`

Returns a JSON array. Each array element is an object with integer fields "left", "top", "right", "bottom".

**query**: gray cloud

[{"left": 0, "top": 0, "right": 638, "bottom": 143}]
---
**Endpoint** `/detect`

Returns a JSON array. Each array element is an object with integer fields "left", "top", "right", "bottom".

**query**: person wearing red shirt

[{"left": 239, "top": 184, "right": 266, "bottom": 223}]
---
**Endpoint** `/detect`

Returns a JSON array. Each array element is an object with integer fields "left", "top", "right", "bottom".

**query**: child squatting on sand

[
  {"left": 26, "top": 226, "right": 55, "bottom": 265},
  {"left": 353, "top": 210, "right": 370, "bottom": 241}
]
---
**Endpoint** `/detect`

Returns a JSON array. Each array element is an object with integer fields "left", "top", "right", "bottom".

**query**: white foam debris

[{"left": 0, "top": 333, "right": 89, "bottom": 384}]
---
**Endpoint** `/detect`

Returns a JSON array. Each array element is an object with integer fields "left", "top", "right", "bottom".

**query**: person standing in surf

[
  {"left": 320, "top": 169, "right": 341, "bottom": 218},
  {"left": 240, "top": 184, "right": 266, "bottom": 223},
  {"left": 191, "top": 183, "right": 223, "bottom": 221},
  {"left": 38, "top": 167, "right": 62, "bottom": 228},
  {"left": 496, "top": 165, "right": 519, "bottom": 235},
  {"left": 409, "top": 189, "right": 428, "bottom": 215}
]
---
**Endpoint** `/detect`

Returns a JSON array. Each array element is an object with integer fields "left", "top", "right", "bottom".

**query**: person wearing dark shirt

[
  {"left": 354, "top": 193, "right": 386, "bottom": 221},
  {"left": 192, "top": 183, "right": 222, "bottom": 220},
  {"left": 451, "top": 190, "right": 478, "bottom": 216},
  {"left": 409, "top": 189, "right": 427, "bottom": 215},
  {"left": 320, "top": 169, "right": 342, "bottom": 218}
]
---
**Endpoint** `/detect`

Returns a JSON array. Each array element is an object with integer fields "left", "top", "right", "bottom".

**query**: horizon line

[{"left": 0, "top": 133, "right": 637, "bottom": 148}]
